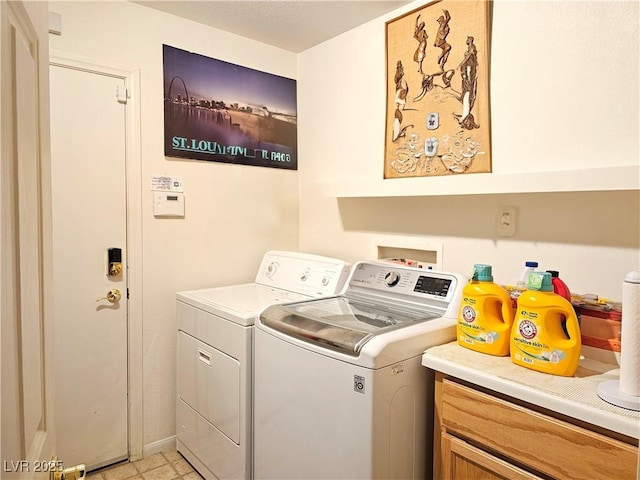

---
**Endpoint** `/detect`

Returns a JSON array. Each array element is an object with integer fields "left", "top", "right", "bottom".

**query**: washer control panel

[{"left": 348, "top": 261, "right": 463, "bottom": 304}]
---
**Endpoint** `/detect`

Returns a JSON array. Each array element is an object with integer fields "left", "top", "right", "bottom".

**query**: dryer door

[{"left": 178, "top": 331, "right": 240, "bottom": 444}]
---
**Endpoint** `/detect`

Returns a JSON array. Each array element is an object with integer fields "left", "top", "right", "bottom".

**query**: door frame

[{"left": 49, "top": 50, "right": 144, "bottom": 461}]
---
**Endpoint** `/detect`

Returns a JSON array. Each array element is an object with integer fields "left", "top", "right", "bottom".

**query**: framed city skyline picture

[
  {"left": 384, "top": 0, "right": 492, "bottom": 178},
  {"left": 163, "top": 44, "right": 297, "bottom": 170}
]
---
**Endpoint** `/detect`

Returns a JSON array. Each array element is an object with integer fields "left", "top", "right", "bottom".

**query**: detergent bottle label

[
  {"left": 457, "top": 264, "right": 514, "bottom": 356},
  {"left": 511, "top": 309, "right": 566, "bottom": 366},
  {"left": 457, "top": 299, "right": 500, "bottom": 345}
]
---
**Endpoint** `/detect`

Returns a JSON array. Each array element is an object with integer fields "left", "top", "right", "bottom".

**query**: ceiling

[{"left": 131, "top": 1, "right": 412, "bottom": 53}]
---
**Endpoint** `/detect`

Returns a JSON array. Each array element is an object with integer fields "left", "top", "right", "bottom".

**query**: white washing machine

[
  {"left": 176, "top": 251, "right": 350, "bottom": 480},
  {"left": 253, "top": 260, "right": 466, "bottom": 480}
]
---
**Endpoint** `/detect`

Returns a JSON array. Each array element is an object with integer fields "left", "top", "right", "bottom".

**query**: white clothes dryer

[
  {"left": 253, "top": 260, "right": 466, "bottom": 480},
  {"left": 176, "top": 251, "right": 350, "bottom": 480}
]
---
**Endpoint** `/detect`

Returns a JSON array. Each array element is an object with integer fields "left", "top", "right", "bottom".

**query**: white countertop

[{"left": 422, "top": 342, "right": 640, "bottom": 440}]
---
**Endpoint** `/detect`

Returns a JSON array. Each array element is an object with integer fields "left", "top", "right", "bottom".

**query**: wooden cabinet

[{"left": 433, "top": 373, "right": 639, "bottom": 480}]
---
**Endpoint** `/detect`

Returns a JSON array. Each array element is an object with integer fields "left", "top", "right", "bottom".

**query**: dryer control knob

[
  {"left": 322, "top": 277, "right": 330, "bottom": 286},
  {"left": 384, "top": 271, "right": 401, "bottom": 287},
  {"left": 266, "top": 262, "right": 278, "bottom": 277}
]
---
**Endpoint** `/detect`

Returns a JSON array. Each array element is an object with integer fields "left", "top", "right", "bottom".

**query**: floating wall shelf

[{"left": 322, "top": 166, "right": 639, "bottom": 198}]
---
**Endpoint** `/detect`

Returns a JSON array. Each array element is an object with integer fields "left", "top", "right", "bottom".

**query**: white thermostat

[{"left": 153, "top": 191, "right": 185, "bottom": 218}]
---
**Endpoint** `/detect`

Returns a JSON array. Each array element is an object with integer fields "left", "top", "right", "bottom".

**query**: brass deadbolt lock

[
  {"left": 109, "top": 262, "right": 122, "bottom": 276},
  {"left": 108, "top": 248, "right": 122, "bottom": 277}
]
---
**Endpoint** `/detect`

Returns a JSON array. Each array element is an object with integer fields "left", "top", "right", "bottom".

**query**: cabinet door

[{"left": 442, "top": 433, "right": 541, "bottom": 480}]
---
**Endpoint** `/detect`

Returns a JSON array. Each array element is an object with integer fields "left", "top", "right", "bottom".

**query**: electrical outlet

[{"left": 497, "top": 206, "right": 517, "bottom": 237}]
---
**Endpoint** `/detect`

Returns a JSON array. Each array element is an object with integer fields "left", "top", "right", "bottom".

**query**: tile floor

[{"left": 86, "top": 450, "right": 204, "bottom": 480}]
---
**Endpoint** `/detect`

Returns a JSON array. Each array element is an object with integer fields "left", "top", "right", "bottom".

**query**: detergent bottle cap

[
  {"left": 528, "top": 271, "right": 553, "bottom": 292},
  {"left": 547, "top": 270, "right": 560, "bottom": 277},
  {"left": 472, "top": 264, "right": 493, "bottom": 282},
  {"left": 525, "top": 261, "right": 539, "bottom": 268}
]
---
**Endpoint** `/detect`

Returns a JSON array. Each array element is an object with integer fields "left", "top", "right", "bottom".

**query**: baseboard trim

[{"left": 143, "top": 436, "right": 177, "bottom": 457}]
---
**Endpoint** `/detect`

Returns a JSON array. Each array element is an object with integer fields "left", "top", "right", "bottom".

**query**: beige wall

[
  {"left": 48, "top": 0, "right": 299, "bottom": 448},
  {"left": 297, "top": 0, "right": 640, "bottom": 299}
]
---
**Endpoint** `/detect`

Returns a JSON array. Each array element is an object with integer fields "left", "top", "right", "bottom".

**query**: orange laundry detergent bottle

[
  {"left": 457, "top": 264, "right": 515, "bottom": 356},
  {"left": 510, "top": 271, "right": 581, "bottom": 377}
]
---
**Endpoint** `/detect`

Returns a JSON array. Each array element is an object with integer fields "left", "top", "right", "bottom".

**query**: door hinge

[
  {"left": 127, "top": 288, "right": 130, "bottom": 299},
  {"left": 116, "top": 85, "right": 129, "bottom": 104}
]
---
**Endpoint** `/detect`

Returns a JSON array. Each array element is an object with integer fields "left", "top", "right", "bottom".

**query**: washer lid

[{"left": 260, "top": 296, "right": 440, "bottom": 356}]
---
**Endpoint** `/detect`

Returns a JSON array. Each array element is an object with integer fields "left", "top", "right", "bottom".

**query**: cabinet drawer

[
  {"left": 442, "top": 432, "right": 541, "bottom": 480},
  {"left": 441, "top": 379, "right": 638, "bottom": 480}
]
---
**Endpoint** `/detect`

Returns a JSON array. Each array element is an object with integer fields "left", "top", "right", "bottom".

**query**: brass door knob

[{"left": 97, "top": 288, "right": 121, "bottom": 303}]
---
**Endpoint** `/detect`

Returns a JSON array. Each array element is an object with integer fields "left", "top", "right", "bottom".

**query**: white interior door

[
  {"left": 1, "top": 1, "right": 56, "bottom": 477},
  {"left": 49, "top": 64, "right": 128, "bottom": 470}
]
